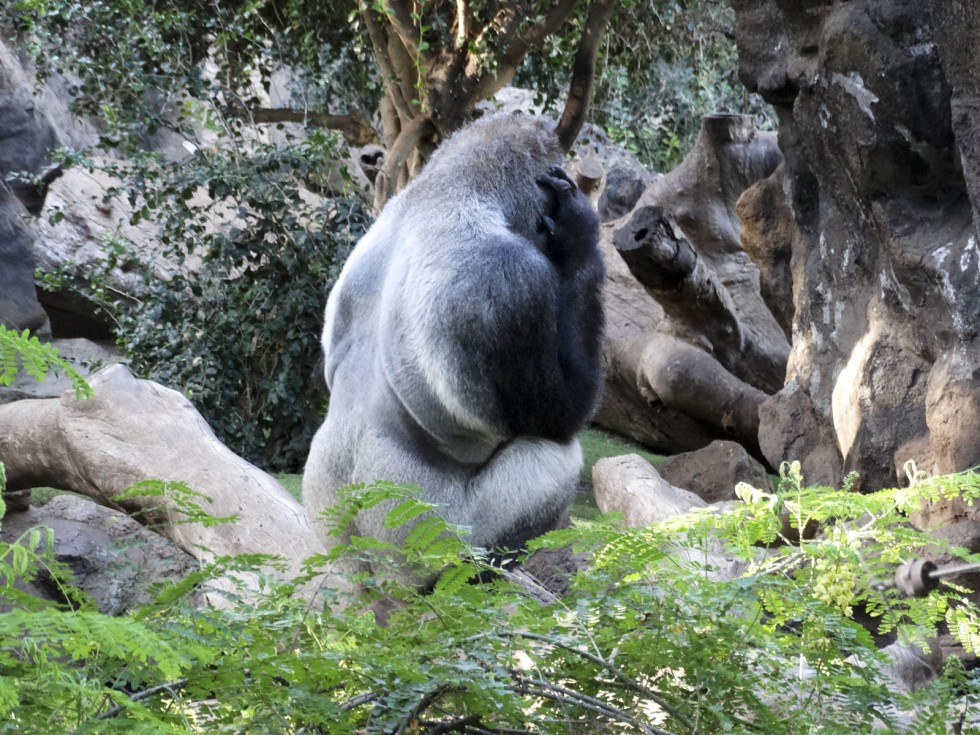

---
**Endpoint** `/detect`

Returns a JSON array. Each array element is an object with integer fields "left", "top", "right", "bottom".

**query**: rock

[
  {"left": 592, "top": 454, "right": 706, "bottom": 526},
  {"left": 31, "top": 162, "right": 168, "bottom": 337},
  {"left": 731, "top": 0, "right": 980, "bottom": 489},
  {"left": 0, "top": 41, "right": 62, "bottom": 214},
  {"left": 0, "top": 36, "right": 99, "bottom": 334},
  {"left": 598, "top": 160, "right": 658, "bottom": 222},
  {"left": 736, "top": 166, "right": 794, "bottom": 340},
  {"left": 758, "top": 381, "right": 843, "bottom": 488},
  {"left": 592, "top": 454, "right": 753, "bottom": 583},
  {"left": 878, "top": 641, "right": 942, "bottom": 695},
  {"left": 0, "top": 364, "right": 333, "bottom": 603},
  {"left": 0, "top": 181, "right": 47, "bottom": 331},
  {"left": 925, "top": 348, "right": 980, "bottom": 474},
  {"left": 0, "top": 494, "right": 198, "bottom": 614},
  {"left": 659, "top": 440, "right": 773, "bottom": 504},
  {"left": 571, "top": 123, "right": 659, "bottom": 222},
  {"left": 0, "top": 337, "right": 121, "bottom": 406}
]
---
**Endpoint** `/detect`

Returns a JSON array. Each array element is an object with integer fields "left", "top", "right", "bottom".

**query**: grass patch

[
  {"left": 274, "top": 473, "right": 303, "bottom": 502},
  {"left": 579, "top": 427, "right": 663, "bottom": 480}
]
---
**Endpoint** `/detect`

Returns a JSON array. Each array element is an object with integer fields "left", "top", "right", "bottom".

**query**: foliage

[
  {"left": 593, "top": 0, "right": 771, "bottom": 172},
  {"left": 4, "top": 0, "right": 375, "bottom": 148},
  {"left": 37, "top": 134, "right": 371, "bottom": 472},
  {"left": 4, "top": 468, "right": 980, "bottom": 733},
  {"left": 8, "top": 0, "right": 375, "bottom": 472},
  {"left": 6, "top": 0, "right": 766, "bottom": 176},
  {"left": 0, "top": 325, "right": 92, "bottom": 398}
]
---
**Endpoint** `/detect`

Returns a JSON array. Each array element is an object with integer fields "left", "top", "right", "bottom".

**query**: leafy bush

[
  {"left": 38, "top": 134, "right": 371, "bottom": 472},
  {"left": 116, "top": 134, "right": 370, "bottom": 471},
  {"left": 594, "top": 0, "right": 772, "bottom": 173},
  {"left": 4, "top": 468, "right": 980, "bottom": 733}
]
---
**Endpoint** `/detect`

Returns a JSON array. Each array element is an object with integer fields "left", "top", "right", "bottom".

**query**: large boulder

[
  {"left": 0, "top": 35, "right": 99, "bottom": 332},
  {"left": 0, "top": 181, "right": 46, "bottom": 331},
  {"left": 730, "top": 0, "right": 980, "bottom": 489},
  {"left": 659, "top": 440, "right": 773, "bottom": 504},
  {"left": 1, "top": 494, "right": 198, "bottom": 614}
]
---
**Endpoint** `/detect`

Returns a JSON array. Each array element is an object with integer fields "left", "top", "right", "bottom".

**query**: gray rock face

[
  {"left": 659, "top": 440, "right": 773, "bottom": 504},
  {"left": 0, "top": 337, "right": 120, "bottom": 406},
  {"left": 1, "top": 495, "right": 198, "bottom": 614},
  {"left": 731, "top": 0, "right": 980, "bottom": 489},
  {"left": 0, "top": 181, "right": 47, "bottom": 331},
  {"left": 0, "top": 37, "right": 98, "bottom": 332}
]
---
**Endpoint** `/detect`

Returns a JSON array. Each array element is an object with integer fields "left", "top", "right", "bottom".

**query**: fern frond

[{"left": 0, "top": 325, "right": 93, "bottom": 398}]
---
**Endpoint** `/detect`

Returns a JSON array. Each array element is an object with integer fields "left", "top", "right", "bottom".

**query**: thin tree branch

[
  {"left": 230, "top": 107, "right": 379, "bottom": 146},
  {"left": 555, "top": 0, "right": 618, "bottom": 150},
  {"left": 94, "top": 678, "right": 189, "bottom": 721},
  {"left": 340, "top": 691, "right": 379, "bottom": 710},
  {"left": 512, "top": 677, "right": 676, "bottom": 735},
  {"left": 373, "top": 114, "right": 436, "bottom": 211},
  {"left": 362, "top": 3, "right": 417, "bottom": 124},
  {"left": 471, "top": 0, "right": 579, "bottom": 101},
  {"left": 507, "top": 630, "right": 694, "bottom": 730},
  {"left": 423, "top": 714, "right": 481, "bottom": 733}
]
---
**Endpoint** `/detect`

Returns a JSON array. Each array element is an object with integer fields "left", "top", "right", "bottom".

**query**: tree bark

[
  {"left": 0, "top": 364, "right": 339, "bottom": 603},
  {"left": 367, "top": 0, "right": 618, "bottom": 209}
]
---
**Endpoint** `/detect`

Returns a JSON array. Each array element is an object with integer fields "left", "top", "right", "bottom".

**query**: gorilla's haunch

[{"left": 302, "top": 114, "right": 605, "bottom": 587}]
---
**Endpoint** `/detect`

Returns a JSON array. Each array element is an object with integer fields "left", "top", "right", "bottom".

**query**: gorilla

[{"left": 302, "top": 113, "right": 604, "bottom": 586}]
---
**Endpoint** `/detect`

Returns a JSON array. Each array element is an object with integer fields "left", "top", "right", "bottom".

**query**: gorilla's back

[{"left": 302, "top": 114, "right": 603, "bottom": 584}]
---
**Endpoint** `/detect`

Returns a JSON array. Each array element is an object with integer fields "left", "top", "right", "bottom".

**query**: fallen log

[{"left": 0, "top": 364, "right": 339, "bottom": 603}]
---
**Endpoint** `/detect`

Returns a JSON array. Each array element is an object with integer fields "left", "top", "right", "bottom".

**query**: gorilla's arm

[
  {"left": 490, "top": 272, "right": 603, "bottom": 444},
  {"left": 442, "top": 218, "right": 603, "bottom": 445}
]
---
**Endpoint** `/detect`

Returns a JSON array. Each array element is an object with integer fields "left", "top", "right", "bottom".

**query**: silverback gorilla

[{"left": 302, "top": 113, "right": 604, "bottom": 586}]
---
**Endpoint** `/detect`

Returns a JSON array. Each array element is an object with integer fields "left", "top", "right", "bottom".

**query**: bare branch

[
  {"left": 555, "top": 0, "right": 618, "bottom": 150},
  {"left": 340, "top": 691, "right": 379, "bottom": 711},
  {"left": 93, "top": 679, "right": 189, "bottom": 722},
  {"left": 421, "top": 714, "right": 480, "bottom": 734},
  {"left": 511, "top": 677, "right": 675, "bottom": 735},
  {"left": 230, "top": 107, "right": 379, "bottom": 147},
  {"left": 472, "top": 0, "right": 579, "bottom": 101}
]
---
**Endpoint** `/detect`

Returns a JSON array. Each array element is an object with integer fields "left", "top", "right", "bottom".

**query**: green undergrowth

[
  {"left": 10, "top": 328, "right": 980, "bottom": 732},
  {"left": 5, "top": 466, "right": 980, "bottom": 733},
  {"left": 580, "top": 425, "right": 665, "bottom": 478}
]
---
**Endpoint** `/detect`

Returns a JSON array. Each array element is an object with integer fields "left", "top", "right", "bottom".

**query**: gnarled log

[{"left": 0, "top": 364, "right": 338, "bottom": 603}]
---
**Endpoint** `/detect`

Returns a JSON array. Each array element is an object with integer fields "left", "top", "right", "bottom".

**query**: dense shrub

[
  {"left": 40, "top": 134, "right": 371, "bottom": 472},
  {"left": 3, "top": 463, "right": 980, "bottom": 733}
]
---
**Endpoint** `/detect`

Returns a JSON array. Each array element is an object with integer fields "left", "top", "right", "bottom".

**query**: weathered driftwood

[
  {"left": 0, "top": 364, "right": 336, "bottom": 603},
  {"left": 593, "top": 114, "right": 788, "bottom": 459}
]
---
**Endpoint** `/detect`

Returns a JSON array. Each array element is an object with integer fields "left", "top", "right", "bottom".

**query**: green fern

[{"left": 0, "top": 325, "right": 93, "bottom": 398}]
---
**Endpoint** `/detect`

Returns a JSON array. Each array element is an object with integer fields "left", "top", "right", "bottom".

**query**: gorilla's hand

[{"left": 536, "top": 166, "right": 600, "bottom": 272}]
